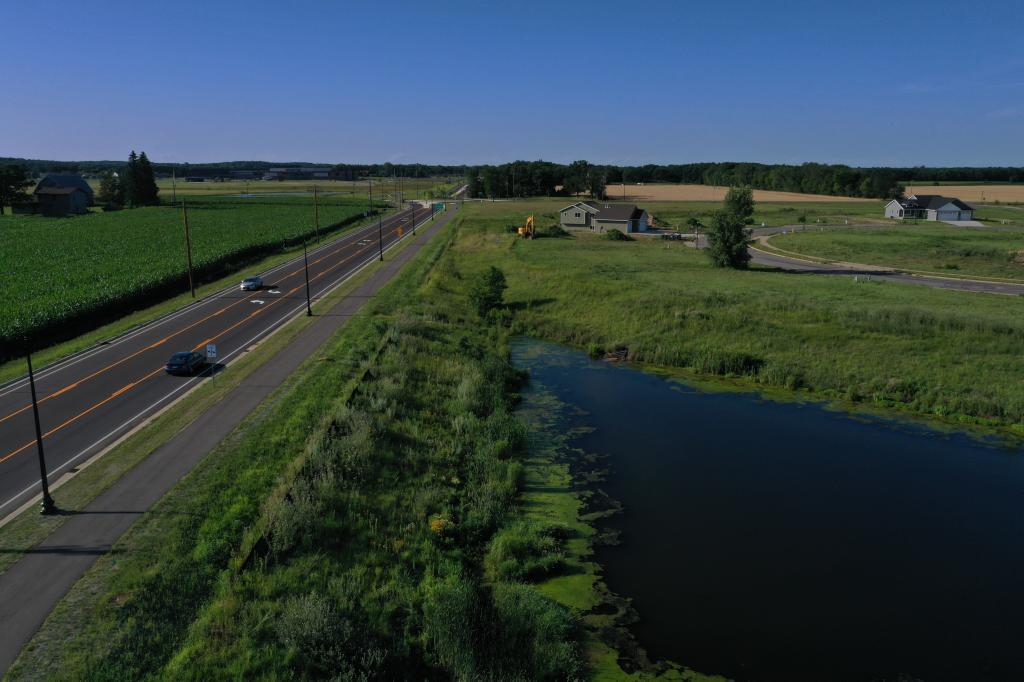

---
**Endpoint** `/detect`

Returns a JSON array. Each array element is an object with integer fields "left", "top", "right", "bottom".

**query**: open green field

[
  {"left": 768, "top": 224, "right": 1024, "bottom": 280},
  {"left": 453, "top": 200, "right": 1024, "bottom": 430},
  {"left": 0, "top": 195, "right": 378, "bottom": 357}
]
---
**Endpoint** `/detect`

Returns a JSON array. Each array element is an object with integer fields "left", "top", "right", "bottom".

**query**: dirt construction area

[
  {"left": 610, "top": 183, "right": 877, "bottom": 203},
  {"left": 903, "top": 185, "right": 1024, "bottom": 204}
]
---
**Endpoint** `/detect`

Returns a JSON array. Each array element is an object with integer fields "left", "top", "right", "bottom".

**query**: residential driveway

[{"left": 942, "top": 220, "right": 986, "bottom": 227}]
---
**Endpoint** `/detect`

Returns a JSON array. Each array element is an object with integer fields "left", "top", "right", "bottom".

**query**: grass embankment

[
  {"left": 452, "top": 201, "right": 1024, "bottom": 432},
  {"left": 769, "top": 225, "right": 1024, "bottom": 280},
  {"left": 8, "top": 220, "right": 593, "bottom": 680},
  {"left": 0, "top": 195, "right": 379, "bottom": 359}
]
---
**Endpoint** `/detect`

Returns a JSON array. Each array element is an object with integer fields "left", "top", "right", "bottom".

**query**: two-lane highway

[{"left": 0, "top": 205, "right": 433, "bottom": 516}]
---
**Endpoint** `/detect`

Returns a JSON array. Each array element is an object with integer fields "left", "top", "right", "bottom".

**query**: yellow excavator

[{"left": 517, "top": 215, "right": 535, "bottom": 239}]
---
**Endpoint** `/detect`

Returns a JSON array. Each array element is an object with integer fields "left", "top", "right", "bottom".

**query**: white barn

[{"left": 884, "top": 194, "right": 975, "bottom": 222}]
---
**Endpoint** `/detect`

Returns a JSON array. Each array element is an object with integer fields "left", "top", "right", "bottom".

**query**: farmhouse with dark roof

[
  {"left": 884, "top": 194, "right": 975, "bottom": 222},
  {"left": 559, "top": 201, "right": 649, "bottom": 233}
]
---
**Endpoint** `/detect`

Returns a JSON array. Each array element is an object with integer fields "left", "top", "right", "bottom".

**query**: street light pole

[{"left": 26, "top": 349, "right": 56, "bottom": 514}]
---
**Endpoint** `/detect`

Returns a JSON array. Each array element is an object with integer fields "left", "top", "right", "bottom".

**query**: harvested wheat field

[
  {"left": 609, "top": 183, "right": 876, "bottom": 203},
  {"left": 904, "top": 184, "right": 1024, "bottom": 204}
]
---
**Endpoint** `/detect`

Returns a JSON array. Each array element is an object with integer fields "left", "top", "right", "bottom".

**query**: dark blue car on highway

[{"left": 164, "top": 351, "right": 206, "bottom": 376}]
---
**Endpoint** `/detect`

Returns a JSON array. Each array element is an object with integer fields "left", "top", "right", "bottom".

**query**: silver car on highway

[{"left": 240, "top": 276, "right": 263, "bottom": 291}]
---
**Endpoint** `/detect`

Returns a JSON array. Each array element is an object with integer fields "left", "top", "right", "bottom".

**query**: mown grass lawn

[{"left": 769, "top": 224, "right": 1024, "bottom": 280}]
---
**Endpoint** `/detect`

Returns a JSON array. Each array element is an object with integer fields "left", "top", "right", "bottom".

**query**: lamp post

[{"left": 26, "top": 349, "right": 56, "bottom": 514}]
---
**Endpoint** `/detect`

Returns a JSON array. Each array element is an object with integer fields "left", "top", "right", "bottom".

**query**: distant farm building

[
  {"left": 884, "top": 195, "right": 975, "bottom": 222},
  {"left": 559, "top": 201, "right": 649, "bottom": 233},
  {"left": 33, "top": 173, "right": 94, "bottom": 217}
]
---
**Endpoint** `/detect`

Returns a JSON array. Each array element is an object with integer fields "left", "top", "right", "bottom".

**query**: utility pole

[
  {"left": 312, "top": 185, "right": 320, "bottom": 244},
  {"left": 181, "top": 199, "right": 195, "bottom": 298},
  {"left": 26, "top": 349, "right": 56, "bottom": 514},
  {"left": 171, "top": 168, "right": 177, "bottom": 204},
  {"left": 302, "top": 235, "right": 312, "bottom": 316},
  {"left": 377, "top": 180, "right": 384, "bottom": 262}
]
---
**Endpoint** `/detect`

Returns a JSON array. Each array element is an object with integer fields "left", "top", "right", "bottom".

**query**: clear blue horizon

[{"left": 3, "top": 0, "right": 1022, "bottom": 167}]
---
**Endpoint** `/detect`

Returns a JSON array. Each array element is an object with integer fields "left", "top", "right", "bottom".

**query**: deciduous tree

[
  {"left": 469, "top": 267, "right": 507, "bottom": 317},
  {"left": 0, "top": 164, "right": 32, "bottom": 214},
  {"left": 723, "top": 186, "right": 755, "bottom": 221},
  {"left": 97, "top": 171, "right": 123, "bottom": 208},
  {"left": 705, "top": 210, "right": 752, "bottom": 268}
]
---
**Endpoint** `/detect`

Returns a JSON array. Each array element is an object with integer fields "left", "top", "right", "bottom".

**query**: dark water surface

[{"left": 512, "top": 338, "right": 1024, "bottom": 682}]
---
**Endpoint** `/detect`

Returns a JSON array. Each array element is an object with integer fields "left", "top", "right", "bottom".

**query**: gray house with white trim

[
  {"left": 884, "top": 194, "right": 975, "bottom": 222},
  {"left": 559, "top": 201, "right": 649, "bottom": 233}
]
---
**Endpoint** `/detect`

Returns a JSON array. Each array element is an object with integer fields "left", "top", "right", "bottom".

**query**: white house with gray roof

[
  {"left": 559, "top": 201, "right": 649, "bottom": 233},
  {"left": 884, "top": 194, "right": 975, "bottom": 222}
]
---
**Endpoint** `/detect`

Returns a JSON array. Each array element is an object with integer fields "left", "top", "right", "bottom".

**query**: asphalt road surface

[{"left": 0, "top": 205, "right": 432, "bottom": 517}]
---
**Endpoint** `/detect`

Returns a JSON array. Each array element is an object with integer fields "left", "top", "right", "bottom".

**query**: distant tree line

[
  {"left": 4, "top": 156, "right": 1024, "bottom": 202},
  {"left": 461, "top": 161, "right": 1024, "bottom": 201}
]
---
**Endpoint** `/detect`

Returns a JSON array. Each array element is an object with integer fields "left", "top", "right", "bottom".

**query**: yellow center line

[{"left": 0, "top": 368, "right": 164, "bottom": 466}]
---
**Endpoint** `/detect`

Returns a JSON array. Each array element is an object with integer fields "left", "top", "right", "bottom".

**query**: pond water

[{"left": 513, "top": 338, "right": 1024, "bottom": 682}]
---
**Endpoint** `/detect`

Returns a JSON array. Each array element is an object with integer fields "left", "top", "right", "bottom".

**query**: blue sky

[{"left": 3, "top": 0, "right": 1022, "bottom": 166}]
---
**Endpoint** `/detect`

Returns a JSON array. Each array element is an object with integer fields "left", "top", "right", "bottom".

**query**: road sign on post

[{"left": 206, "top": 344, "right": 217, "bottom": 360}]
